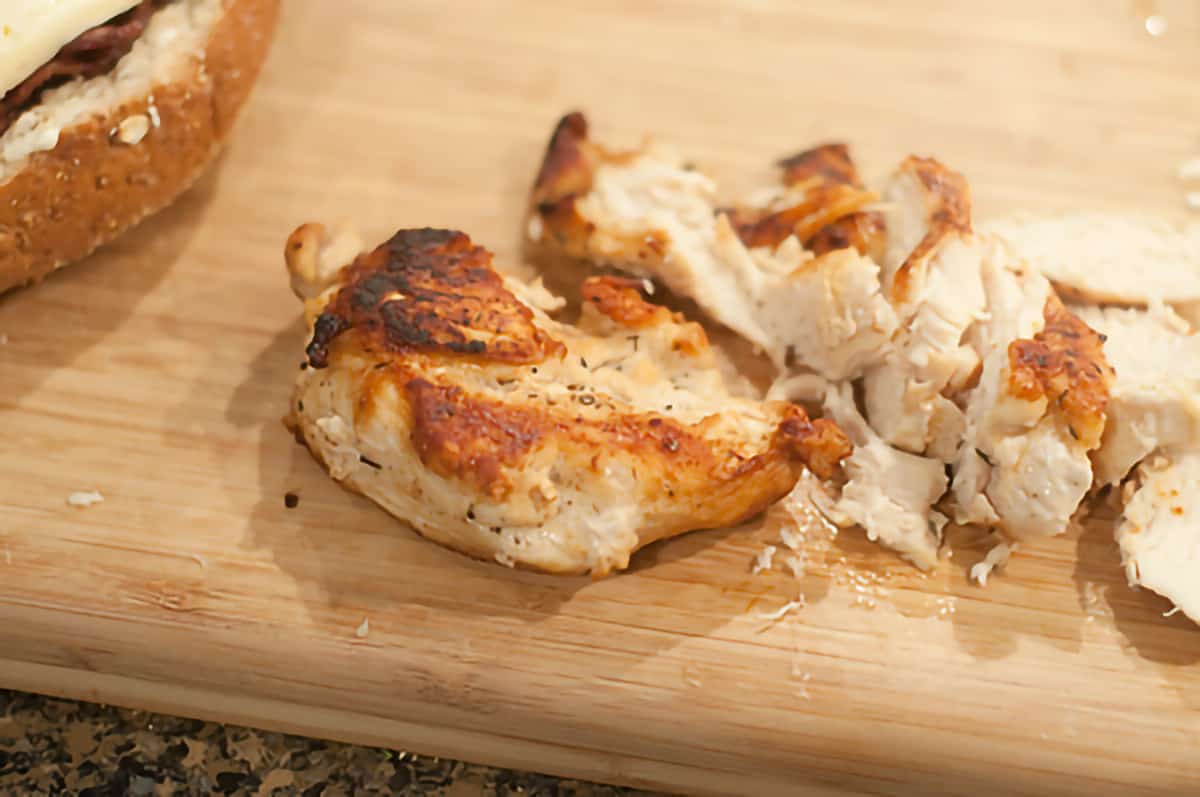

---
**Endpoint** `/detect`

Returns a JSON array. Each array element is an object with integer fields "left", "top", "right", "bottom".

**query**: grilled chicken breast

[{"left": 285, "top": 224, "right": 850, "bottom": 576}]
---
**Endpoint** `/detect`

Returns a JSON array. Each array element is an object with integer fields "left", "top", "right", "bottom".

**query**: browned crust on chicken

[
  {"left": 531, "top": 113, "right": 884, "bottom": 261},
  {"left": 780, "top": 144, "right": 887, "bottom": 262},
  {"left": 305, "top": 228, "right": 564, "bottom": 369},
  {"left": 1008, "top": 295, "right": 1114, "bottom": 448},
  {"left": 529, "top": 118, "right": 670, "bottom": 269},
  {"left": 530, "top": 112, "right": 665, "bottom": 270},
  {"left": 890, "top": 156, "right": 972, "bottom": 304},
  {"left": 776, "top": 405, "right": 854, "bottom": 482},
  {"left": 580, "top": 274, "right": 705, "bottom": 351},
  {"left": 728, "top": 182, "right": 878, "bottom": 250},
  {"left": 401, "top": 369, "right": 849, "bottom": 504},
  {"left": 807, "top": 211, "right": 888, "bottom": 261},
  {"left": 302, "top": 226, "right": 851, "bottom": 493},
  {"left": 729, "top": 142, "right": 884, "bottom": 257},
  {"left": 532, "top": 111, "right": 595, "bottom": 205},
  {"left": 403, "top": 377, "right": 551, "bottom": 499},
  {"left": 778, "top": 143, "right": 861, "bottom": 187}
]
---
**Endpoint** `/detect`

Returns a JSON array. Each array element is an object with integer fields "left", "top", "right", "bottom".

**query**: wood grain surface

[{"left": 2, "top": 2, "right": 1199, "bottom": 794}]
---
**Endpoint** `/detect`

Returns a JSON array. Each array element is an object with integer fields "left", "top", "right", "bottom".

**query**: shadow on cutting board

[
  {"left": 1072, "top": 514, "right": 1200, "bottom": 709},
  {"left": 0, "top": 163, "right": 221, "bottom": 410}
]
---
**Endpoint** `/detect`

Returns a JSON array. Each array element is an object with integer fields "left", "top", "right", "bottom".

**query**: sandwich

[{"left": 0, "top": 0, "right": 280, "bottom": 294}]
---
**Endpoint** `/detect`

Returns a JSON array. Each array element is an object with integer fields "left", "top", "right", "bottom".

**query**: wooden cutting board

[{"left": 2, "top": 2, "right": 1199, "bottom": 794}]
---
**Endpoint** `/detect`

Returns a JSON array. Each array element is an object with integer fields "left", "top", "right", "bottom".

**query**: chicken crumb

[
  {"left": 750, "top": 544, "right": 777, "bottom": 574},
  {"left": 1186, "top": 191, "right": 1200, "bottom": 211},
  {"left": 1180, "top": 158, "right": 1200, "bottom": 181},
  {"left": 970, "top": 541, "right": 1015, "bottom": 587},
  {"left": 757, "top": 597, "right": 806, "bottom": 627},
  {"left": 67, "top": 490, "right": 104, "bottom": 508},
  {"left": 355, "top": 617, "right": 370, "bottom": 638}
]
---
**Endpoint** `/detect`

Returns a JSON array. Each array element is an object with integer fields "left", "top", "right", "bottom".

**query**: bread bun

[{"left": 0, "top": 0, "right": 280, "bottom": 294}]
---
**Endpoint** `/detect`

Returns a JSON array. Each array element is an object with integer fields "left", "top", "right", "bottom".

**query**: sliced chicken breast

[
  {"left": 1070, "top": 305, "right": 1200, "bottom": 487},
  {"left": 862, "top": 157, "right": 986, "bottom": 458},
  {"left": 1117, "top": 451, "right": 1200, "bottom": 623},
  {"left": 528, "top": 113, "right": 897, "bottom": 379},
  {"left": 982, "top": 213, "right": 1200, "bottom": 308},
  {"left": 285, "top": 224, "right": 850, "bottom": 576},
  {"left": 951, "top": 242, "right": 1113, "bottom": 539}
]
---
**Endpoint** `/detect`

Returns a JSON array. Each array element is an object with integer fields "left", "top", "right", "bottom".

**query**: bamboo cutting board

[{"left": 2, "top": 2, "right": 1200, "bottom": 794}]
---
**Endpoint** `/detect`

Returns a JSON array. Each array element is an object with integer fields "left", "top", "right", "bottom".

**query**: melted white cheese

[{"left": 2, "top": 0, "right": 140, "bottom": 96}]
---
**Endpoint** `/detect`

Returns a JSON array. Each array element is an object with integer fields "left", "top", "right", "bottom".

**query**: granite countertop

[{"left": 0, "top": 691, "right": 663, "bottom": 796}]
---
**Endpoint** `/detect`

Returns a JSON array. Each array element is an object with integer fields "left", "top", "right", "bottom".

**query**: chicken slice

[
  {"left": 821, "top": 383, "right": 947, "bottom": 569},
  {"left": 528, "top": 113, "right": 898, "bottom": 379},
  {"left": 285, "top": 225, "right": 850, "bottom": 576},
  {"left": 861, "top": 157, "right": 986, "bottom": 458},
  {"left": 982, "top": 213, "right": 1200, "bottom": 308},
  {"left": 952, "top": 242, "right": 1113, "bottom": 539},
  {"left": 529, "top": 113, "right": 771, "bottom": 348},
  {"left": 1070, "top": 305, "right": 1200, "bottom": 487},
  {"left": 1064, "top": 308, "right": 1200, "bottom": 624},
  {"left": 1117, "top": 451, "right": 1200, "bottom": 623}
]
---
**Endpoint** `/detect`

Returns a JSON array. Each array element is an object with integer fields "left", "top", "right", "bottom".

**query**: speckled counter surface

[{"left": 0, "top": 691, "right": 664, "bottom": 796}]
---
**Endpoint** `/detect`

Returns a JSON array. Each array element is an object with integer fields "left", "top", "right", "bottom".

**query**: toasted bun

[{"left": 0, "top": 0, "right": 280, "bottom": 294}]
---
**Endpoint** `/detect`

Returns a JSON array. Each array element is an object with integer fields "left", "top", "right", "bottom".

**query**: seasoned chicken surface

[
  {"left": 951, "top": 242, "right": 1113, "bottom": 538},
  {"left": 1066, "top": 306, "right": 1200, "bottom": 624},
  {"left": 1070, "top": 306, "right": 1200, "bottom": 487},
  {"left": 528, "top": 113, "right": 898, "bottom": 379},
  {"left": 1117, "top": 452, "right": 1200, "bottom": 623},
  {"left": 285, "top": 225, "right": 850, "bottom": 576}
]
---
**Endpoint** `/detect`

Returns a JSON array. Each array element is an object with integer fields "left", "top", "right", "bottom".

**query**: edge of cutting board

[{"left": 0, "top": 658, "right": 830, "bottom": 797}]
